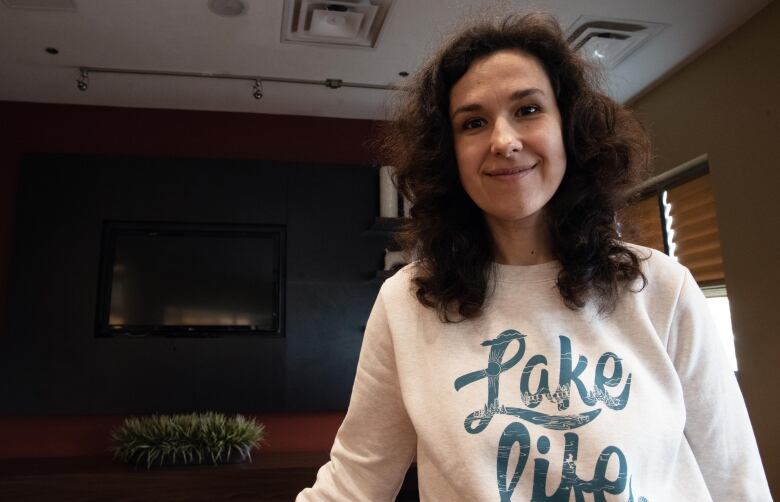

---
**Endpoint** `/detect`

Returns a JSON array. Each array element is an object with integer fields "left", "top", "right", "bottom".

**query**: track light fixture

[
  {"left": 74, "top": 66, "right": 401, "bottom": 99},
  {"left": 253, "top": 79, "right": 263, "bottom": 100},
  {"left": 77, "top": 68, "right": 89, "bottom": 91}
]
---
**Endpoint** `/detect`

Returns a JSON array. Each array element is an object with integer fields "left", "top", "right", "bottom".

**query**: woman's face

[{"left": 449, "top": 49, "right": 567, "bottom": 230}]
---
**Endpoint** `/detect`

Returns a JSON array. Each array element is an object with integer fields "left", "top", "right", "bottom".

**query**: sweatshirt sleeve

[
  {"left": 296, "top": 285, "right": 417, "bottom": 502},
  {"left": 666, "top": 269, "right": 772, "bottom": 501}
]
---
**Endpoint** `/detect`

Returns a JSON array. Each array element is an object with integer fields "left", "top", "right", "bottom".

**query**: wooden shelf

[{"left": 0, "top": 454, "right": 420, "bottom": 501}]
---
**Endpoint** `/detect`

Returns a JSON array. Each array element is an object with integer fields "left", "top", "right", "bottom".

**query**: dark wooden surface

[{"left": 0, "top": 453, "right": 420, "bottom": 502}]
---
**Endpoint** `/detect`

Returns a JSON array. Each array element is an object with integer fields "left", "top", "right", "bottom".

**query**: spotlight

[{"left": 76, "top": 68, "right": 89, "bottom": 91}]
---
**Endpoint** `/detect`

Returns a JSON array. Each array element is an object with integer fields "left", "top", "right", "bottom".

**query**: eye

[
  {"left": 463, "top": 118, "right": 486, "bottom": 130},
  {"left": 517, "top": 104, "right": 541, "bottom": 116}
]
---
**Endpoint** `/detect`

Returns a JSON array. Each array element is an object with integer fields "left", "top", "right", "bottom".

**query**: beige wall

[{"left": 631, "top": 1, "right": 779, "bottom": 493}]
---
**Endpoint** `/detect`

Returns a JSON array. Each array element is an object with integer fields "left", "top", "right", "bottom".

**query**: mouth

[{"left": 485, "top": 162, "right": 538, "bottom": 179}]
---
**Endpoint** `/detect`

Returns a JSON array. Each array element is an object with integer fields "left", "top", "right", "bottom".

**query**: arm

[
  {"left": 296, "top": 287, "right": 417, "bottom": 501},
  {"left": 667, "top": 270, "right": 772, "bottom": 501}
]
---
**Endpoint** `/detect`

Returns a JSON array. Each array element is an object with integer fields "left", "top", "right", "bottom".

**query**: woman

[{"left": 297, "top": 12, "right": 771, "bottom": 501}]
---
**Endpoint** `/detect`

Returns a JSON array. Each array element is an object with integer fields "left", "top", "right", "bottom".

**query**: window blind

[
  {"left": 620, "top": 195, "right": 665, "bottom": 253},
  {"left": 666, "top": 173, "right": 725, "bottom": 285}
]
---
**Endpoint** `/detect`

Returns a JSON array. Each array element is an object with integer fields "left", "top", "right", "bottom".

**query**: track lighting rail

[{"left": 75, "top": 66, "right": 403, "bottom": 99}]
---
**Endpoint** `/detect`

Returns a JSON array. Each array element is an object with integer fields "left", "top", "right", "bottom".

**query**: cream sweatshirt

[{"left": 297, "top": 246, "right": 771, "bottom": 501}]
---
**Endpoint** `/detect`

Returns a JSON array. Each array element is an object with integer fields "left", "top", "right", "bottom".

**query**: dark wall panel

[{"left": 2, "top": 153, "right": 386, "bottom": 414}]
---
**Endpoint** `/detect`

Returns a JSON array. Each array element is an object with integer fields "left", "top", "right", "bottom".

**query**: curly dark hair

[{"left": 377, "top": 12, "right": 650, "bottom": 321}]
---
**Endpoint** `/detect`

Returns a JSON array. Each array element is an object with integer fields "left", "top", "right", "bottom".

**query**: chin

[{"left": 485, "top": 208, "right": 541, "bottom": 225}]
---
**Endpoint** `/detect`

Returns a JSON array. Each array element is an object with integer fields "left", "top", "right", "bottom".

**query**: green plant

[{"left": 111, "top": 412, "right": 265, "bottom": 469}]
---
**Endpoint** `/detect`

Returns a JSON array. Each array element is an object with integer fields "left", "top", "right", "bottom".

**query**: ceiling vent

[
  {"left": 566, "top": 16, "right": 666, "bottom": 69},
  {"left": 1, "top": 0, "right": 76, "bottom": 10},
  {"left": 281, "top": 0, "right": 394, "bottom": 48}
]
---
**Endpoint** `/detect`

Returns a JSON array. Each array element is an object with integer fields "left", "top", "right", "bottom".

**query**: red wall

[{"left": 0, "top": 100, "right": 378, "bottom": 458}]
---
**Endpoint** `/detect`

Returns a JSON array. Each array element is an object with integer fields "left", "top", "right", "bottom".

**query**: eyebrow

[{"left": 450, "top": 87, "right": 545, "bottom": 120}]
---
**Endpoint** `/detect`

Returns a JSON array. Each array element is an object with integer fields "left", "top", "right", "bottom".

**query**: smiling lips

[{"left": 485, "top": 162, "right": 538, "bottom": 178}]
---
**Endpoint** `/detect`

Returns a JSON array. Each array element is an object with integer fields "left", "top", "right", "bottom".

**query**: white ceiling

[{"left": 0, "top": 0, "right": 772, "bottom": 120}]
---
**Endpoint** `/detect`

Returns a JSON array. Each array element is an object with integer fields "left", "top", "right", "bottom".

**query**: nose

[{"left": 490, "top": 117, "right": 522, "bottom": 158}]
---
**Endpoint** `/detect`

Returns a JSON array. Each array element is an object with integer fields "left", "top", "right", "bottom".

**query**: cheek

[
  {"left": 452, "top": 137, "right": 466, "bottom": 165},
  {"left": 453, "top": 143, "right": 473, "bottom": 182},
  {"left": 454, "top": 157, "right": 481, "bottom": 205},
  {"left": 548, "top": 124, "right": 567, "bottom": 160},
  {"left": 453, "top": 138, "right": 481, "bottom": 174},
  {"left": 456, "top": 161, "right": 473, "bottom": 197},
  {"left": 553, "top": 133, "right": 567, "bottom": 161}
]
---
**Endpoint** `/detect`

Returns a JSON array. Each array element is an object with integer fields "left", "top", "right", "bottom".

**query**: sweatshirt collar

[{"left": 493, "top": 260, "right": 560, "bottom": 283}]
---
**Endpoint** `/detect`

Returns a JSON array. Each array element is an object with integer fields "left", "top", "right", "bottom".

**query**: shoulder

[
  {"left": 622, "top": 242, "right": 691, "bottom": 303},
  {"left": 616, "top": 243, "right": 705, "bottom": 340},
  {"left": 377, "top": 261, "right": 421, "bottom": 307},
  {"left": 623, "top": 242, "right": 687, "bottom": 282}
]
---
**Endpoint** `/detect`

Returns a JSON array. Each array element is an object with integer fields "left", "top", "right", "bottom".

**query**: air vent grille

[
  {"left": 566, "top": 16, "right": 666, "bottom": 69},
  {"left": 281, "top": 0, "right": 394, "bottom": 48}
]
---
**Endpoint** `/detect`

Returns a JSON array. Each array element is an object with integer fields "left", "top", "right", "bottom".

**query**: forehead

[{"left": 449, "top": 49, "right": 554, "bottom": 106}]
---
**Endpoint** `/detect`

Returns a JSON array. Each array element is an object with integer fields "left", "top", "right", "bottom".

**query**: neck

[{"left": 486, "top": 213, "right": 555, "bottom": 266}]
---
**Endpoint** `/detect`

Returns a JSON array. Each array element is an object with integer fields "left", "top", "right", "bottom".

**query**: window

[
  {"left": 620, "top": 158, "right": 737, "bottom": 370},
  {"left": 702, "top": 286, "right": 738, "bottom": 371}
]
